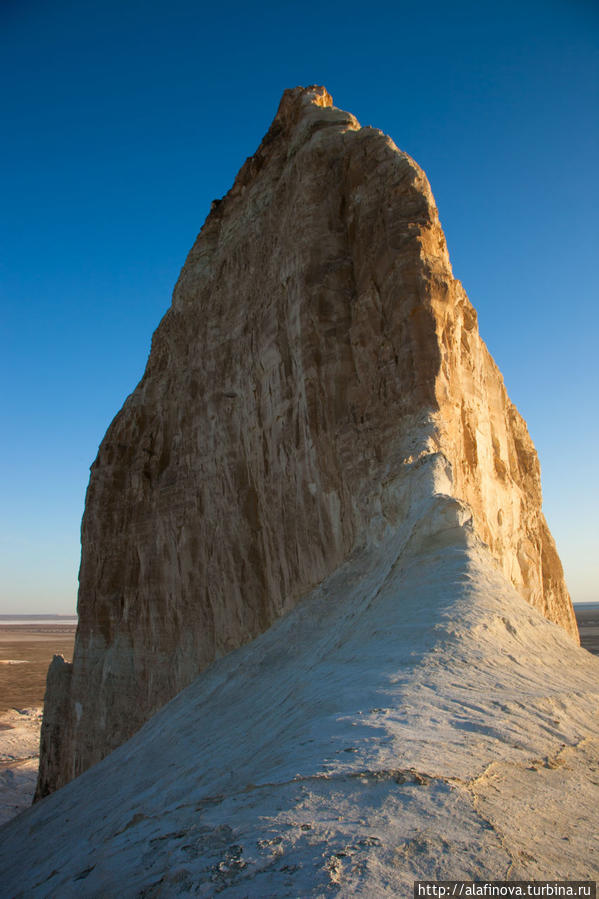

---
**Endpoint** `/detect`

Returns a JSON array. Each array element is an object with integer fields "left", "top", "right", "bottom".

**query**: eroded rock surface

[
  {"left": 36, "top": 85, "right": 577, "bottom": 799},
  {"left": 4, "top": 521, "right": 598, "bottom": 894}
]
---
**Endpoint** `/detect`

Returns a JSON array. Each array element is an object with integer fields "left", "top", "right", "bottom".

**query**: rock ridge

[
  {"left": 35, "top": 85, "right": 577, "bottom": 800},
  {"left": 4, "top": 525, "right": 597, "bottom": 894}
]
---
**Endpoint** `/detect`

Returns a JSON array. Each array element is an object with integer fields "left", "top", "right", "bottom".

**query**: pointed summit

[{"left": 36, "top": 86, "right": 577, "bottom": 802}]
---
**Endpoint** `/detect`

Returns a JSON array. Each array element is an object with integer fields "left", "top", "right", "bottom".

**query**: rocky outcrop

[
  {"left": 35, "top": 85, "right": 577, "bottom": 800},
  {"left": 5, "top": 522, "right": 599, "bottom": 893},
  {"left": 35, "top": 655, "right": 72, "bottom": 800}
]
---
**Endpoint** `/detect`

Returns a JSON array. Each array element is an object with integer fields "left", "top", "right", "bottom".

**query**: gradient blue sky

[{"left": 1, "top": 0, "right": 597, "bottom": 613}]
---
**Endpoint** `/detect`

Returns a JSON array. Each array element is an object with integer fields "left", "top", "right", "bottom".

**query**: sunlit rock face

[{"left": 35, "top": 85, "right": 577, "bottom": 800}]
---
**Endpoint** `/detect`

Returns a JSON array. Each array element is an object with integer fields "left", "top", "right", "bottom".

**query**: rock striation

[{"left": 35, "top": 85, "right": 578, "bottom": 800}]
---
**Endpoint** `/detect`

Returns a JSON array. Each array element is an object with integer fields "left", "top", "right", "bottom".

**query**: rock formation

[
  {"left": 3, "top": 501, "right": 598, "bottom": 892},
  {"left": 35, "top": 85, "right": 578, "bottom": 801}
]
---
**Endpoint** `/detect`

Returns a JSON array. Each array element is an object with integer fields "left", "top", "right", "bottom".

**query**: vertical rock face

[{"left": 36, "top": 85, "right": 577, "bottom": 799}]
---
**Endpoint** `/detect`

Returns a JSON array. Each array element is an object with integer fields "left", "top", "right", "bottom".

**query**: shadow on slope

[{"left": 1, "top": 503, "right": 598, "bottom": 896}]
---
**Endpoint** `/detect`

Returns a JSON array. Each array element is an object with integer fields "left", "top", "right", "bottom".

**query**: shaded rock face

[
  {"left": 7, "top": 528, "right": 599, "bottom": 893},
  {"left": 36, "top": 85, "right": 577, "bottom": 799}
]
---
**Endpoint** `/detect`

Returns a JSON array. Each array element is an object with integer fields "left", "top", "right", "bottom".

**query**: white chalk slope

[
  {"left": 0, "top": 708, "right": 42, "bottom": 826},
  {"left": 1, "top": 463, "right": 598, "bottom": 896}
]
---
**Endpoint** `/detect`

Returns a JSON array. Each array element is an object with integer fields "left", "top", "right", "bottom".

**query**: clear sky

[{"left": 1, "top": 0, "right": 597, "bottom": 613}]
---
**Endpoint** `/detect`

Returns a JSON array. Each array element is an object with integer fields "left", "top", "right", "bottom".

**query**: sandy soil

[{"left": 0, "top": 625, "right": 76, "bottom": 715}]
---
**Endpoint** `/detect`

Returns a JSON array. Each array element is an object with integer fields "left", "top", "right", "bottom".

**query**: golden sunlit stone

[{"left": 36, "top": 86, "right": 577, "bottom": 801}]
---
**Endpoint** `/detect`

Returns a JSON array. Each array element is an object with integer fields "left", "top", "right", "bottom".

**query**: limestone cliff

[{"left": 36, "top": 85, "right": 577, "bottom": 800}]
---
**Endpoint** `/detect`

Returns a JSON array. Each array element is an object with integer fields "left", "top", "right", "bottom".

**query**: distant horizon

[
  {"left": 1, "top": 603, "right": 597, "bottom": 618},
  {"left": 0, "top": 613, "right": 78, "bottom": 620}
]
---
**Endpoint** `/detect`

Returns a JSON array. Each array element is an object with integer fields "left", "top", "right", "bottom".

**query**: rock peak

[
  {"left": 210, "top": 84, "right": 357, "bottom": 216},
  {"left": 35, "top": 87, "right": 578, "bottom": 801},
  {"left": 274, "top": 84, "right": 334, "bottom": 124}
]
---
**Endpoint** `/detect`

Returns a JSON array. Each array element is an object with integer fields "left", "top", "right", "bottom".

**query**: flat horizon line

[
  {"left": 0, "top": 604, "right": 598, "bottom": 618},
  {"left": 0, "top": 614, "right": 78, "bottom": 620}
]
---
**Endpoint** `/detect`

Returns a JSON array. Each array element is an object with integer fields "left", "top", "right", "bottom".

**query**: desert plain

[{"left": 0, "top": 621, "right": 75, "bottom": 824}]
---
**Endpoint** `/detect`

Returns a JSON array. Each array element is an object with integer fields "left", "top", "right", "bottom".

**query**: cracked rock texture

[{"left": 36, "top": 85, "right": 577, "bottom": 800}]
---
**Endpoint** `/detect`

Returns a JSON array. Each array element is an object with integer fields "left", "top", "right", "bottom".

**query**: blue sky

[{"left": 1, "top": 0, "right": 597, "bottom": 612}]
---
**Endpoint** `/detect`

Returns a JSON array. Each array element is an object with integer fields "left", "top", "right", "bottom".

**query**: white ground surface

[
  {"left": 0, "top": 707, "right": 42, "bottom": 827},
  {"left": 1, "top": 493, "right": 598, "bottom": 896}
]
